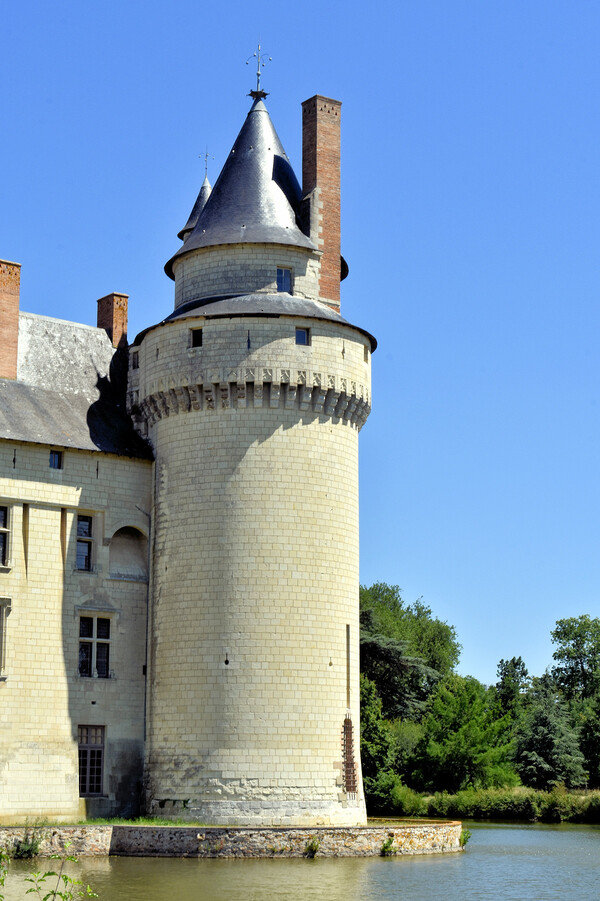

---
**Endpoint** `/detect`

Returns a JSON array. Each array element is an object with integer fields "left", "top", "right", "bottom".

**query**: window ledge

[{"left": 0, "top": 565, "right": 12, "bottom": 574}]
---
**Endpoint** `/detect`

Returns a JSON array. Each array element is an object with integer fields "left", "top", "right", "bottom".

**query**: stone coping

[{"left": 0, "top": 821, "right": 462, "bottom": 858}]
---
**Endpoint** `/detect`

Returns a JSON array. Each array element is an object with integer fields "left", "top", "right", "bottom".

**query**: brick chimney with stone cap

[
  {"left": 0, "top": 259, "right": 21, "bottom": 380},
  {"left": 302, "top": 95, "right": 342, "bottom": 311},
  {"left": 97, "top": 292, "right": 128, "bottom": 347}
]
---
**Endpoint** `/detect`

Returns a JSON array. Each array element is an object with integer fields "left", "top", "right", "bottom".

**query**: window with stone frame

[
  {"left": 78, "top": 725, "right": 105, "bottom": 795},
  {"left": 0, "top": 598, "right": 11, "bottom": 678},
  {"left": 0, "top": 506, "right": 10, "bottom": 567},
  {"left": 78, "top": 615, "right": 111, "bottom": 678},
  {"left": 76, "top": 515, "right": 94, "bottom": 571}
]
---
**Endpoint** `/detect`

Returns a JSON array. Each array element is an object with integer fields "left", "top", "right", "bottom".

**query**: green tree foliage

[
  {"left": 496, "top": 656, "right": 530, "bottom": 718},
  {"left": 551, "top": 615, "right": 600, "bottom": 701},
  {"left": 360, "top": 621, "right": 438, "bottom": 719},
  {"left": 360, "top": 583, "right": 461, "bottom": 676},
  {"left": 359, "top": 583, "right": 461, "bottom": 720},
  {"left": 359, "top": 675, "right": 393, "bottom": 780},
  {"left": 408, "top": 674, "right": 517, "bottom": 793},
  {"left": 513, "top": 675, "right": 587, "bottom": 790}
]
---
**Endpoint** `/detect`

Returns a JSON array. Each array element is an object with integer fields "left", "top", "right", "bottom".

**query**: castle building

[{"left": 0, "top": 92, "right": 375, "bottom": 826}]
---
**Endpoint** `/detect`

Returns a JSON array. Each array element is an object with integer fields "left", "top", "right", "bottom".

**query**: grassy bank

[{"left": 375, "top": 784, "right": 600, "bottom": 823}]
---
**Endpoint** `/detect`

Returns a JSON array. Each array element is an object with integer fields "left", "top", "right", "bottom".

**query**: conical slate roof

[
  {"left": 165, "top": 98, "right": 315, "bottom": 279},
  {"left": 177, "top": 175, "right": 212, "bottom": 241}
]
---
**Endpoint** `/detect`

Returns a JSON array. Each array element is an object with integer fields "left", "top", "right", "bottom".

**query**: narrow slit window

[
  {"left": 277, "top": 268, "right": 293, "bottom": 293},
  {"left": 131, "top": 351, "right": 139, "bottom": 370}
]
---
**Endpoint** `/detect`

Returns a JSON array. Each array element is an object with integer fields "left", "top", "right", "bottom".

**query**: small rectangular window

[
  {"left": 277, "top": 268, "right": 293, "bottom": 293},
  {"left": 364, "top": 346, "right": 369, "bottom": 363},
  {"left": 295, "top": 327, "right": 310, "bottom": 346},
  {"left": 190, "top": 329, "right": 203, "bottom": 348},
  {"left": 76, "top": 515, "right": 94, "bottom": 572},
  {"left": 78, "top": 615, "right": 111, "bottom": 678},
  {"left": 78, "top": 725, "right": 105, "bottom": 796},
  {"left": 131, "top": 351, "right": 139, "bottom": 370},
  {"left": 0, "top": 507, "right": 9, "bottom": 567},
  {"left": 0, "top": 598, "right": 11, "bottom": 678},
  {"left": 49, "top": 450, "right": 63, "bottom": 469}
]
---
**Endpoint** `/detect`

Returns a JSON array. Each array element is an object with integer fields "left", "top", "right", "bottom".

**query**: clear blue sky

[{"left": 2, "top": 1, "right": 599, "bottom": 685}]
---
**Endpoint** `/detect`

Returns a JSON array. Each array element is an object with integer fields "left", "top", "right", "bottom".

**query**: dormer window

[{"left": 277, "top": 268, "right": 293, "bottom": 293}]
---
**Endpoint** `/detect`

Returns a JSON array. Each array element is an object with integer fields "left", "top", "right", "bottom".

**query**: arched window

[{"left": 109, "top": 527, "right": 148, "bottom": 581}]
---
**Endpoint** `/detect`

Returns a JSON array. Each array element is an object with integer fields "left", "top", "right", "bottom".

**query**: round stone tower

[{"left": 130, "top": 93, "right": 375, "bottom": 826}]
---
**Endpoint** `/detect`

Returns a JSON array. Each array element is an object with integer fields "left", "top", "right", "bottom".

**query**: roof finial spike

[
  {"left": 200, "top": 146, "right": 214, "bottom": 179},
  {"left": 246, "top": 41, "right": 271, "bottom": 100}
]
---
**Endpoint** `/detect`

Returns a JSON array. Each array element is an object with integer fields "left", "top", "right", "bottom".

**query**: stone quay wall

[{"left": 0, "top": 822, "right": 462, "bottom": 858}]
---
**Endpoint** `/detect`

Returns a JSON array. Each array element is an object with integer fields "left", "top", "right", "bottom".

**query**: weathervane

[
  {"left": 199, "top": 146, "right": 214, "bottom": 178},
  {"left": 246, "top": 42, "right": 272, "bottom": 99}
]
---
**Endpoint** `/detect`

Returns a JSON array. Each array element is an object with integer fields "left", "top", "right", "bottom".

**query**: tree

[
  {"left": 513, "top": 675, "right": 587, "bottom": 790},
  {"left": 408, "top": 674, "right": 517, "bottom": 793},
  {"left": 551, "top": 615, "right": 600, "bottom": 701},
  {"left": 360, "top": 618, "right": 438, "bottom": 719},
  {"left": 360, "top": 583, "right": 461, "bottom": 677},
  {"left": 496, "top": 656, "right": 530, "bottom": 717}
]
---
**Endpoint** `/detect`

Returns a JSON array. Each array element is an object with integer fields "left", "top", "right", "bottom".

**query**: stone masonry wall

[
  {"left": 0, "top": 443, "right": 151, "bottom": 822},
  {"left": 139, "top": 313, "right": 370, "bottom": 826},
  {"left": 172, "top": 244, "right": 321, "bottom": 309},
  {"left": 0, "top": 823, "right": 462, "bottom": 858}
]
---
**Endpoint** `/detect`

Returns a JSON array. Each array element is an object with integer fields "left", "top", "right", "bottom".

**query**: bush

[{"left": 390, "top": 782, "right": 427, "bottom": 817}]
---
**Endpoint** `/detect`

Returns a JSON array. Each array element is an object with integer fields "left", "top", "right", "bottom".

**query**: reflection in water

[{"left": 3, "top": 824, "right": 600, "bottom": 901}]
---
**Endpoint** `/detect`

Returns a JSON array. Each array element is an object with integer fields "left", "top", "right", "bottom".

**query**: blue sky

[{"left": 2, "top": 1, "right": 599, "bottom": 685}]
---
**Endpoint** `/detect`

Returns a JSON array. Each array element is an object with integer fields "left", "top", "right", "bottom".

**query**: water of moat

[{"left": 3, "top": 823, "right": 599, "bottom": 900}]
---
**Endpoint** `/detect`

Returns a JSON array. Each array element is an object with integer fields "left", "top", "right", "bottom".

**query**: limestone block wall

[
  {"left": 172, "top": 244, "right": 321, "bottom": 309},
  {"left": 0, "top": 442, "right": 152, "bottom": 823},
  {"left": 139, "top": 313, "right": 371, "bottom": 826}
]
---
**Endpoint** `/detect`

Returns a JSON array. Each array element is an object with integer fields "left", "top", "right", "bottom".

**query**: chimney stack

[
  {"left": 302, "top": 95, "right": 342, "bottom": 311},
  {"left": 97, "top": 292, "right": 128, "bottom": 348},
  {"left": 0, "top": 260, "right": 21, "bottom": 380}
]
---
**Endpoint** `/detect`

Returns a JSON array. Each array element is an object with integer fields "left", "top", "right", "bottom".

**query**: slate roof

[
  {"left": 0, "top": 312, "right": 152, "bottom": 459},
  {"left": 134, "top": 293, "right": 377, "bottom": 351},
  {"left": 177, "top": 175, "right": 212, "bottom": 242},
  {"left": 165, "top": 98, "right": 316, "bottom": 278}
]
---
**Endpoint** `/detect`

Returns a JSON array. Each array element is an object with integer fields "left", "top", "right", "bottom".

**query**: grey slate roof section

[
  {"left": 0, "top": 312, "right": 152, "bottom": 458},
  {"left": 177, "top": 175, "right": 212, "bottom": 242},
  {"left": 135, "top": 293, "right": 377, "bottom": 351},
  {"left": 165, "top": 99, "right": 316, "bottom": 278}
]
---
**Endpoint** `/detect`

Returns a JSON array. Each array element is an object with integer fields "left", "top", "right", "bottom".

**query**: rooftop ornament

[{"left": 246, "top": 41, "right": 272, "bottom": 100}]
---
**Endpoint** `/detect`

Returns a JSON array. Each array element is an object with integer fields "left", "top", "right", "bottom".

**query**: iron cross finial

[
  {"left": 199, "top": 147, "right": 214, "bottom": 178},
  {"left": 246, "top": 42, "right": 272, "bottom": 99}
]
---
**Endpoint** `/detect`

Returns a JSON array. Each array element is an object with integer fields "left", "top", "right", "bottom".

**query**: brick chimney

[
  {"left": 0, "top": 260, "right": 21, "bottom": 380},
  {"left": 97, "top": 292, "right": 128, "bottom": 348},
  {"left": 302, "top": 95, "right": 342, "bottom": 311}
]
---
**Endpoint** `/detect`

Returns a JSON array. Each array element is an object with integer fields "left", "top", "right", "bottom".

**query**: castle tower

[{"left": 130, "top": 93, "right": 375, "bottom": 826}]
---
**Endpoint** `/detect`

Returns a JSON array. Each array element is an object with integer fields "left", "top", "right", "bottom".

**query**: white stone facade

[{"left": 135, "top": 312, "right": 370, "bottom": 825}]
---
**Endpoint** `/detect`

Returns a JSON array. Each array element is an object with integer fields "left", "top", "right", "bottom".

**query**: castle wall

[
  {"left": 0, "top": 442, "right": 151, "bottom": 823},
  {"left": 138, "top": 313, "right": 370, "bottom": 825}
]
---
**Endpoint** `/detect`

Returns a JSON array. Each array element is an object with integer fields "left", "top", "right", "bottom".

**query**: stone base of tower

[{"left": 145, "top": 795, "right": 367, "bottom": 827}]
